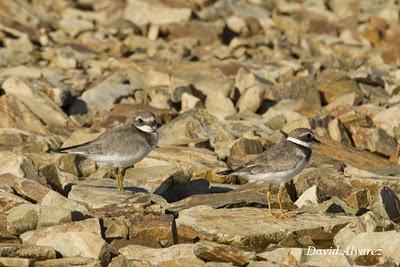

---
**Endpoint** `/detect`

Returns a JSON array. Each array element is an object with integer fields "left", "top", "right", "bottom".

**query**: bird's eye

[
  {"left": 306, "top": 133, "right": 313, "bottom": 139},
  {"left": 137, "top": 118, "right": 144, "bottom": 123}
]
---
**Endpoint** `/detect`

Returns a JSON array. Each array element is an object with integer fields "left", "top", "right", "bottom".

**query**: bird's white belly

[
  {"left": 242, "top": 157, "right": 309, "bottom": 184},
  {"left": 89, "top": 151, "right": 147, "bottom": 167}
]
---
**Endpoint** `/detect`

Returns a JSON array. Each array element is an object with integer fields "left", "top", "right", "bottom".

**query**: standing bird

[
  {"left": 59, "top": 111, "right": 159, "bottom": 193},
  {"left": 218, "top": 128, "right": 319, "bottom": 219}
]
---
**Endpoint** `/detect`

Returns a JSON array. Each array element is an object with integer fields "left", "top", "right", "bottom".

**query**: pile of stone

[{"left": 0, "top": 0, "right": 400, "bottom": 266}]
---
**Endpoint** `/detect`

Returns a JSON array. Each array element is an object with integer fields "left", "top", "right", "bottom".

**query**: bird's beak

[{"left": 313, "top": 137, "right": 321, "bottom": 144}]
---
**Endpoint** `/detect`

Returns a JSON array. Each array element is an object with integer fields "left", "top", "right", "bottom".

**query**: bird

[
  {"left": 59, "top": 111, "right": 159, "bottom": 193},
  {"left": 218, "top": 128, "right": 320, "bottom": 219}
]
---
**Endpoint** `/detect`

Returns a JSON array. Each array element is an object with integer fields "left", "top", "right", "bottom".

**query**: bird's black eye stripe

[{"left": 137, "top": 118, "right": 144, "bottom": 123}]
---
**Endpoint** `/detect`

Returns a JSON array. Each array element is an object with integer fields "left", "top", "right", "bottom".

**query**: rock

[
  {"left": 257, "top": 247, "right": 304, "bottom": 266},
  {"left": 0, "top": 151, "right": 42, "bottom": 183},
  {"left": 369, "top": 186, "right": 400, "bottom": 223},
  {"left": 237, "top": 85, "right": 264, "bottom": 113},
  {"left": 68, "top": 179, "right": 146, "bottom": 209},
  {"left": 349, "top": 126, "right": 398, "bottom": 157},
  {"left": 226, "top": 16, "right": 248, "bottom": 34},
  {"left": 168, "top": 186, "right": 275, "bottom": 215},
  {"left": 37, "top": 205, "right": 71, "bottom": 228},
  {"left": 229, "top": 137, "right": 263, "bottom": 157},
  {"left": 103, "top": 216, "right": 129, "bottom": 241},
  {"left": 40, "top": 190, "right": 88, "bottom": 214},
  {"left": 6, "top": 204, "right": 39, "bottom": 235},
  {"left": 34, "top": 257, "right": 101, "bottom": 267},
  {"left": 345, "top": 189, "right": 369, "bottom": 210},
  {"left": 316, "top": 69, "right": 360, "bottom": 103},
  {"left": 327, "top": 118, "right": 353, "bottom": 146},
  {"left": 1, "top": 174, "right": 50, "bottom": 203},
  {"left": 181, "top": 93, "right": 202, "bottom": 112},
  {"left": 137, "top": 146, "right": 226, "bottom": 182},
  {"left": 39, "top": 164, "right": 79, "bottom": 193},
  {"left": 0, "top": 190, "right": 29, "bottom": 213},
  {"left": 0, "top": 257, "right": 32, "bottom": 267},
  {"left": 2, "top": 77, "right": 70, "bottom": 127},
  {"left": 299, "top": 197, "right": 356, "bottom": 215},
  {"left": 79, "top": 76, "right": 139, "bottom": 112},
  {"left": 89, "top": 193, "right": 168, "bottom": 218},
  {"left": 119, "top": 244, "right": 205, "bottom": 266},
  {"left": 313, "top": 135, "right": 396, "bottom": 172},
  {"left": 176, "top": 206, "right": 357, "bottom": 251},
  {"left": 58, "top": 14, "right": 94, "bottom": 37},
  {"left": 128, "top": 214, "right": 177, "bottom": 248},
  {"left": 294, "top": 185, "right": 325, "bottom": 208},
  {"left": 0, "top": 244, "right": 56, "bottom": 260},
  {"left": 0, "top": 128, "right": 60, "bottom": 153},
  {"left": 373, "top": 103, "right": 400, "bottom": 137},
  {"left": 20, "top": 218, "right": 107, "bottom": 259},
  {"left": 158, "top": 109, "right": 235, "bottom": 158},
  {"left": 0, "top": 95, "right": 48, "bottom": 134},
  {"left": 124, "top": 166, "right": 190, "bottom": 195},
  {"left": 194, "top": 240, "right": 255, "bottom": 265},
  {"left": 337, "top": 231, "right": 400, "bottom": 265},
  {"left": 205, "top": 92, "right": 236, "bottom": 114},
  {"left": 123, "top": 0, "right": 192, "bottom": 25}
]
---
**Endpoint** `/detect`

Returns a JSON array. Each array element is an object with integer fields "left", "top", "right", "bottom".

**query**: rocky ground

[{"left": 0, "top": 0, "right": 400, "bottom": 266}]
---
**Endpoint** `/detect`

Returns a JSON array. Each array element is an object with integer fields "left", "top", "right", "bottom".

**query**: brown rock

[
  {"left": 0, "top": 244, "right": 56, "bottom": 260},
  {"left": 317, "top": 69, "right": 360, "bottom": 103},
  {"left": 128, "top": 214, "right": 177, "bottom": 248},
  {"left": 194, "top": 240, "right": 255, "bottom": 265},
  {"left": 345, "top": 190, "right": 370, "bottom": 210}
]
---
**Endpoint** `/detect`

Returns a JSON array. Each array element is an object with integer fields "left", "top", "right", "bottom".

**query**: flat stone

[
  {"left": 68, "top": 179, "right": 147, "bottom": 209},
  {"left": 205, "top": 92, "right": 236, "bottom": 114},
  {"left": 181, "top": 93, "right": 202, "bottom": 112},
  {"left": 0, "top": 128, "right": 60, "bottom": 153},
  {"left": 37, "top": 205, "right": 71, "bottom": 228},
  {"left": 0, "top": 257, "right": 32, "bottom": 267},
  {"left": 34, "top": 257, "right": 101, "bottom": 267},
  {"left": 345, "top": 189, "right": 369, "bottom": 210},
  {"left": 128, "top": 214, "right": 177, "bottom": 248},
  {"left": 2, "top": 77, "right": 70, "bottom": 127},
  {"left": 137, "top": 146, "right": 226, "bottom": 181},
  {"left": 0, "top": 243, "right": 56, "bottom": 260},
  {"left": 40, "top": 190, "right": 88, "bottom": 214},
  {"left": 123, "top": 0, "right": 191, "bottom": 25},
  {"left": 176, "top": 206, "right": 357, "bottom": 251},
  {"left": 119, "top": 244, "right": 204, "bottom": 266},
  {"left": 89, "top": 193, "right": 168, "bottom": 218},
  {"left": 124, "top": 166, "right": 190, "bottom": 195},
  {"left": 194, "top": 240, "right": 255, "bottom": 265},
  {"left": 20, "top": 218, "right": 107, "bottom": 259},
  {"left": 257, "top": 247, "right": 304, "bottom": 266},
  {"left": 6, "top": 204, "right": 39, "bottom": 235}
]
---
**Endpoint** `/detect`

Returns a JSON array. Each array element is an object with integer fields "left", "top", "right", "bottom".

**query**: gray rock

[
  {"left": 21, "top": 218, "right": 107, "bottom": 259},
  {"left": 7, "top": 204, "right": 39, "bottom": 235},
  {"left": 103, "top": 216, "right": 129, "bottom": 241}
]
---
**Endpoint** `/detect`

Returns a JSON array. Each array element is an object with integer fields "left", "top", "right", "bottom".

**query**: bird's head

[
  {"left": 286, "top": 128, "right": 320, "bottom": 148},
  {"left": 132, "top": 111, "right": 158, "bottom": 133}
]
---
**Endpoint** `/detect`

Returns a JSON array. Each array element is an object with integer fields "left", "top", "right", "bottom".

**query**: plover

[
  {"left": 60, "top": 111, "right": 159, "bottom": 193},
  {"left": 218, "top": 128, "right": 319, "bottom": 218}
]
